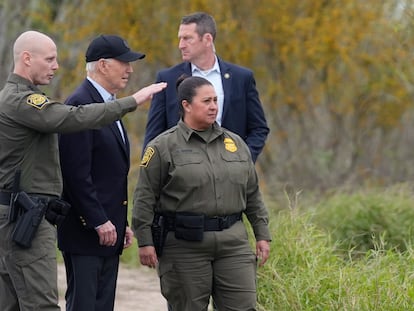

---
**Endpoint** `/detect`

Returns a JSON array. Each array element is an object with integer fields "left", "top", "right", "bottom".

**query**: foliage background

[
  {"left": 3, "top": 0, "right": 414, "bottom": 196},
  {"left": 5, "top": 1, "right": 414, "bottom": 309},
  {"left": 256, "top": 186, "right": 414, "bottom": 310}
]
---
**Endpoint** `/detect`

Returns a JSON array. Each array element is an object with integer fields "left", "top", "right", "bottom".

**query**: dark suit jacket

[
  {"left": 143, "top": 57, "right": 269, "bottom": 162},
  {"left": 57, "top": 79, "right": 129, "bottom": 256}
]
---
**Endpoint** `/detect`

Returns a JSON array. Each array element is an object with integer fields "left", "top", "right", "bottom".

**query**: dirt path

[{"left": 58, "top": 263, "right": 167, "bottom": 311}]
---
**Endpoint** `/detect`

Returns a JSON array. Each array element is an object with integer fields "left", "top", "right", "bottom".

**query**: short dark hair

[
  {"left": 176, "top": 75, "right": 213, "bottom": 116},
  {"left": 181, "top": 12, "right": 216, "bottom": 41}
]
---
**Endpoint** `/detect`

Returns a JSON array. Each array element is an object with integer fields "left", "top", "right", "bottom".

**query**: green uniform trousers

[
  {"left": 0, "top": 204, "right": 60, "bottom": 311},
  {"left": 158, "top": 220, "right": 258, "bottom": 311}
]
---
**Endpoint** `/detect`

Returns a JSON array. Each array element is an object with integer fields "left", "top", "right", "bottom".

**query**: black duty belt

[
  {"left": 165, "top": 212, "right": 242, "bottom": 232},
  {"left": 0, "top": 191, "right": 12, "bottom": 205},
  {"left": 203, "top": 213, "right": 242, "bottom": 231},
  {"left": 0, "top": 191, "right": 58, "bottom": 206},
  {"left": 27, "top": 193, "right": 59, "bottom": 203}
]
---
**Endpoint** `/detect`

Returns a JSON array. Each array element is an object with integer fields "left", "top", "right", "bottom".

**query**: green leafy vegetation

[
  {"left": 4, "top": 1, "right": 414, "bottom": 190},
  {"left": 120, "top": 185, "right": 414, "bottom": 309},
  {"left": 255, "top": 185, "right": 414, "bottom": 310}
]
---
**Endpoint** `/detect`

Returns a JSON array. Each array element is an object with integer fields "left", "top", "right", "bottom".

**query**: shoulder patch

[
  {"left": 26, "top": 94, "right": 50, "bottom": 109},
  {"left": 224, "top": 137, "right": 237, "bottom": 152},
  {"left": 140, "top": 147, "right": 155, "bottom": 167}
]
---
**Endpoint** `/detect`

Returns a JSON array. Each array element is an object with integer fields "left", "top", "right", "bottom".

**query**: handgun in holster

[
  {"left": 11, "top": 192, "right": 47, "bottom": 248},
  {"left": 7, "top": 169, "right": 21, "bottom": 224},
  {"left": 151, "top": 214, "right": 167, "bottom": 257}
]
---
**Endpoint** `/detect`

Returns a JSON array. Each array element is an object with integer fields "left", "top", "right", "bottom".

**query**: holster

[
  {"left": 8, "top": 193, "right": 19, "bottom": 223},
  {"left": 11, "top": 192, "right": 47, "bottom": 248},
  {"left": 45, "top": 198, "right": 71, "bottom": 226},
  {"left": 151, "top": 214, "right": 167, "bottom": 257}
]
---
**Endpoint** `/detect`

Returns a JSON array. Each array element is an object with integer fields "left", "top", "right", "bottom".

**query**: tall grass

[
  {"left": 257, "top": 184, "right": 414, "bottom": 310},
  {"left": 119, "top": 184, "right": 414, "bottom": 309},
  {"left": 313, "top": 185, "right": 414, "bottom": 257}
]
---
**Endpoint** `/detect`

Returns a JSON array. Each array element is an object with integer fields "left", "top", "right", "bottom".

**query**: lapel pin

[{"left": 224, "top": 73, "right": 230, "bottom": 79}]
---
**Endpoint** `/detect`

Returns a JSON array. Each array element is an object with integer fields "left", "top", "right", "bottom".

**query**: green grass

[
  {"left": 120, "top": 238, "right": 139, "bottom": 267},
  {"left": 312, "top": 185, "right": 414, "bottom": 257},
  {"left": 256, "top": 184, "right": 414, "bottom": 310},
  {"left": 57, "top": 184, "right": 414, "bottom": 309}
]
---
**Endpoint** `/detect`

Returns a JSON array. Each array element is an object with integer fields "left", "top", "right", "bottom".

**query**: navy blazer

[
  {"left": 143, "top": 57, "right": 269, "bottom": 162},
  {"left": 57, "top": 79, "right": 130, "bottom": 256}
]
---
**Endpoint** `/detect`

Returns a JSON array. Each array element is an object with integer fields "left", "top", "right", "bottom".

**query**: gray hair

[
  {"left": 86, "top": 61, "right": 97, "bottom": 73},
  {"left": 86, "top": 58, "right": 112, "bottom": 73}
]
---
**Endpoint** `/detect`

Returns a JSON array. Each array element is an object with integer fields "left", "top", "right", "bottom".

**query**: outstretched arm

[{"left": 131, "top": 82, "right": 167, "bottom": 106}]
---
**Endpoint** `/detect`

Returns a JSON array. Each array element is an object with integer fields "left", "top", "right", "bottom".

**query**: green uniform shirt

[
  {"left": 0, "top": 73, "right": 137, "bottom": 195},
  {"left": 132, "top": 120, "right": 271, "bottom": 246}
]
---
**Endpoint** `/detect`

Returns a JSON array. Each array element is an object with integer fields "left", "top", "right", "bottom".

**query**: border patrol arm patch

[
  {"left": 26, "top": 94, "right": 50, "bottom": 109},
  {"left": 140, "top": 147, "right": 155, "bottom": 167}
]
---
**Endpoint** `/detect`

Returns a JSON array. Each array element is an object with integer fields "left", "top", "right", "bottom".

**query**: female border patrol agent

[
  {"left": 132, "top": 76, "right": 271, "bottom": 311},
  {"left": 0, "top": 30, "right": 166, "bottom": 311}
]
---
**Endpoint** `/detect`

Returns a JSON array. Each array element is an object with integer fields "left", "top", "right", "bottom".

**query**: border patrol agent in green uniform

[
  {"left": 0, "top": 30, "right": 166, "bottom": 311},
  {"left": 132, "top": 76, "right": 271, "bottom": 311}
]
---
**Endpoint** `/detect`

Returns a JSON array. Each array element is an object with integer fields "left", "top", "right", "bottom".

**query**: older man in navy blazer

[
  {"left": 58, "top": 35, "right": 145, "bottom": 311},
  {"left": 143, "top": 12, "right": 269, "bottom": 163}
]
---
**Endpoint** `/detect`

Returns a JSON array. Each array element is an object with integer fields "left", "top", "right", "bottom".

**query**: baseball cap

[{"left": 85, "top": 34, "right": 145, "bottom": 62}]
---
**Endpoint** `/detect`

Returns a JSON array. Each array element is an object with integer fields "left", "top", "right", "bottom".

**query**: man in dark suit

[
  {"left": 143, "top": 12, "right": 269, "bottom": 311},
  {"left": 57, "top": 34, "right": 145, "bottom": 311},
  {"left": 143, "top": 12, "right": 269, "bottom": 163}
]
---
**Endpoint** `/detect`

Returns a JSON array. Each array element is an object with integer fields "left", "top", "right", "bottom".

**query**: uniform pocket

[
  {"left": 221, "top": 152, "right": 250, "bottom": 185},
  {"left": 157, "top": 261, "right": 176, "bottom": 300},
  {"left": 172, "top": 150, "right": 208, "bottom": 187},
  {"left": 12, "top": 218, "right": 56, "bottom": 266}
]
